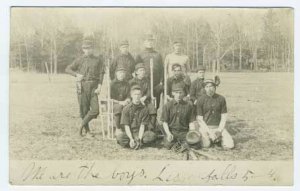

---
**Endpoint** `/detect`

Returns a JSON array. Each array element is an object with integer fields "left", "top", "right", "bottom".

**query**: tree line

[{"left": 10, "top": 8, "right": 293, "bottom": 74}]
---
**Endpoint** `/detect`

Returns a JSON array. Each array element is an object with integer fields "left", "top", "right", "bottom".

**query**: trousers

[
  {"left": 77, "top": 81, "right": 100, "bottom": 127},
  {"left": 116, "top": 130, "right": 156, "bottom": 148},
  {"left": 198, "top": 125, "right": 234, "bottom": 149}
]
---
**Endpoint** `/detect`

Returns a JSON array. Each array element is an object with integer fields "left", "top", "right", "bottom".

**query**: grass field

[{"left": 9, "top": 70, "right": 293, "bottom": 160}]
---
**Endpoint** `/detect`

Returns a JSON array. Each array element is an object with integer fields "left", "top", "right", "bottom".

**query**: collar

[
  {"left": 112, "top": 79, "right": 126, "bottom": 84},
  {"left": 172, "top": 99, "right": 186, "bottom": 105},
  {"left": 83, "top": 54, "right": 95, "bottom": 58},
  {"left": 135, "top": 77, "right": 148, "bottom": 82},
  {"left": 172, "top": 51, "right": 182, "bottom": 56},
  {"left": 172, "top": 74, "right": 184, "bottom": 81},
  {"left": 205, "top": 93, "right": 218, "bottom": 99},
  {"left": 131, "top": 102, "right": 144, "bottom": 109}
]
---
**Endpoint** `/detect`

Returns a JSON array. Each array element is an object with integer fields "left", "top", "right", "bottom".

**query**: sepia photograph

[{"left": 8, "top": 7, "right": 294, "bottom": 185}]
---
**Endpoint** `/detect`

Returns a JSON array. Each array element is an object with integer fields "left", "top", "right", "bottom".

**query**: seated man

[
  {"left": 190, "top": 65, "right": 221, "bottom": 105},
  {"left": 196, "top": 79, "right": 234, "bottom": 149},
  {"left": 161, "top": 83, "right": 199, "bottom": 150},
  {"left": 129, "top": 63, "right": 157, "bottom": 130},
  {"left": 166, "top": 63, "right": 191, "bottom": 102},
  {"left": 116, "top": 85, "right": 157, "bottom": 149},
  {"left": 110, "top": 66, "right": 131, "bottom": 131}
]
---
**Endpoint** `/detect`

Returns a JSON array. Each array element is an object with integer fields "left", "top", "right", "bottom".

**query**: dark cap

[
  {"left": 173, "top": 37, "right": 183, "bottom": 45},
  {"left": 130, "top": 85, "right": 141, "bottom": 91},
  {"left": 135, "top": 63, "right": 145, "bottom": 71},
  {"left": 116, "top": 65, "right": 127, "bottom": 72},
  {"left": 196, "top": 65, "right": 206, "bottom": 72},
  {"left": 143, "top": 33, "right": 155, "bottom": 40},
  {"left": 204, "top": 79, "right": 217, "bottom": 86},
  {"left": 172, "top": 83, "right": 185, "bottom": 92},
  {"left": 186, "top": 130, "right": 202, "bottom": 144},
  {"left": 172, "top": 63, "right": 182, "bottom": 71},
  {"left": 119, "top": 39, "right": 129, "bottom": 46},
  {"left": 82, "top": 39, "right": 93, "bottom": 48}
]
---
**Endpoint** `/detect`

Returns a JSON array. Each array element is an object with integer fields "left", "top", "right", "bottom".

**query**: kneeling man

[
  {"left": 161, "top": 83, "right": 198, "bottom": 149},
  {"left": 116, "top": 85, "right": 156, "bottom": 149},
  {"left": 196, "top": 79, "right": 234, "bottom": 149}
]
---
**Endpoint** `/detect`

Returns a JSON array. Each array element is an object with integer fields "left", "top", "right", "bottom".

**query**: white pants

[{"left": 198, "top": 125, "right": 234, "bottom": 149}]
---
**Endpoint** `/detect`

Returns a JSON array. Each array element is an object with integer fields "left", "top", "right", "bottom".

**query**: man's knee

[
  {"left": 221, "top": 129, "right": 234, "bottom": 149},
  {"left": 221, "top": 137, "right": 234, "bottom": 149},
  {"left": 198, "top": 128, "right": 211, "bottom": 148},
  {"left": 201, "top": 138, "right": 211, "bottom": 148}
]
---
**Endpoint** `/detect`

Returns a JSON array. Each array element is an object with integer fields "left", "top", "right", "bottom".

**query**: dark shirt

[
  {"left": 110, "top": 53, "right": 135, "bottom": 80},
  {"left": 196, "top": 93, "right": 227, "bottom": 126},
  {"left": 161, "top": 100, "right": 195, "bottom": 132},
  {"left": 166, "top": 75, "right": 191, "bottom": 97},
  {"left": 129, "top": 77, "right": 151, "bottom": 100},
  {"left": 190, "top": 78, "right": 206, "bottom": 102},
  {"left": 65, "top": 54, "right": 105, "bottom": 84},
  {"left": 135, "top": 48, "right": 164, "bottom": 86},
  {"left": 121, "top": 103, "right": 150, "bottom": 133},
  {"left": 110, "top": 79, "right": 130, "bottom": 101}
]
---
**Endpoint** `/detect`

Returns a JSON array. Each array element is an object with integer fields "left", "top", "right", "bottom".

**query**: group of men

[{"left": 65, "top": 34, "right": 234, "bottom": 153}]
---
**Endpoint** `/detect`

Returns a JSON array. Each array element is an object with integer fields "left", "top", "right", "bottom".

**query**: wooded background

[{"left": 10, "top": 8, "right": 293, "bottom": 74}]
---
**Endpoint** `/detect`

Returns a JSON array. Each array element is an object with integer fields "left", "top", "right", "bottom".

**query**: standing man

[
  {"left": 129, "top": 63, "right": 157, "bottom": 131},
  {"left": 164, "top": 37, "right": 191, "bottom": 77},
  {"left": 65, "top": 37, "right": 105, "bottom": 137},
  {"left": 135, "top": 34, "right": 164, "bottom": 109},
  {"left": 110, "top": 66, "right": 131, "bottom": 132},
  {"left": 117, "top": 85, "right": 157, "bottom": 149},
  {"left": 161, "top": 83, "right": 198, "bottom": 149},
  {"left": 109, "top": 40, "right": 135, "bottom": 81},
  {"left": 166, "top": 64, "right": 191, "bottom": 101},
  {"left": 196, "top": 79, "right": 234, "bottom": 149}
]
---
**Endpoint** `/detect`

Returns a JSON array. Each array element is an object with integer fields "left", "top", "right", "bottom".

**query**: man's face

[
  {"left": 136, "top": 68, "right": 146, "bottom": 79},
  {"left": 116, "top": 70, "right": 126, "bottom": 81},
  {"left": 131, "top": 89, "right": 142, "bottom": 104},
  {"left": 144, "top": 39, "right": 154, "bottom": 49},
  {"left": 172, "top": 90, "right": 185, "bottom": 102},
  {"left": 173, "top": 43, "right": 182, "bottom": 53},
  {"left": 205, "top": 83, "right": 216, "bottom": 97},
  {"left": 198, "top": 70, "right": 205, "bottom": 79},
  {"left": 119, "top": 45, "right": 129, "bottom": 55},
  {"left": 82, "top": 47, "right": 94, "bottom": 56},
  {"left": 173, "top": 66, "right": 182, "bottom": 78}
]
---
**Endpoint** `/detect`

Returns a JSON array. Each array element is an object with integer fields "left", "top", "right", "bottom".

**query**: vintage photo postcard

[{"left": 9, "top": 7, "right": 294, "bottom": 186}]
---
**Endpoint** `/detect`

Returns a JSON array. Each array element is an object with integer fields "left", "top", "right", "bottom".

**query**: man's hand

[
  {"left": 125, "top": 98, "right": 131, "bottom": 105},
  {"left": 214, "top": 130, "right": 222, "bottom": 143},
  {"left": 119, "top": 101, "right": 128, "bottom": 106},
  {"left": 166, "top": 95, "right": 173, "bottom": 101},
  {"left": 134, "top": 138, "right": 142, "bottom": 150},
  {"left": 75, "top": 74, "right": 84, "bottom": 82},
  {"left": 208, "top": 130, "right": 217, "bottom": 142},
  {"left": 166, "top": 132, "right": 174, "bottom": 142},
  {"left": 193, "top": 100, "right": 197, "bottom": 105},
  {"left": 140, "top": 96, "right": 147, "bottom": 105},
  {"left": 94, "top": 84, "right": 101, "bottom": 94},
  {"left": 129, "top": 139, "right": 136, "bottom": 149},
  {"left": 183, "top": 95, "right": 190, "bottom": 102}
]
